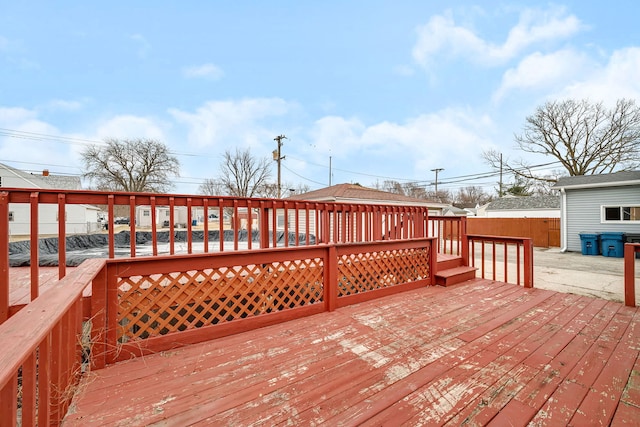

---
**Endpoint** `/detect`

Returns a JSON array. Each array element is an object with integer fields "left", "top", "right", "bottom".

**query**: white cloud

[
  {"left": 412, "top": 6, "right": 584, "bottom": 68},
  {"left": 0, "top": 108, "right": 82, "bottom": 172},
  {"left": 168, "top": 98, "right": 294, "bottom": 150},
  {"left": 94, "top": 115, "right": 166, "bottom": 141},
  {"left": 0, "top": 107, "right": 38, "bottom": 125},
  {"left": 493, "top": 49, "right": 594, "bottom": 101},
  {"left": 308, "top": 116, "right": 365, "bottom": 156},
  {"left": 183, "top": 63, "right": 224, "bottom": 80},
  {"left": 307, "top": 108, "right": 493, "bottom": 179},
  {"left": 557, "top": 47, "right": 640, "bottom": 103}
]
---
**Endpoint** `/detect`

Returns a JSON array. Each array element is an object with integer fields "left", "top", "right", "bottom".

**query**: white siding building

[{"left": 0, "top": 163, "right": 101, "bottom": 236}]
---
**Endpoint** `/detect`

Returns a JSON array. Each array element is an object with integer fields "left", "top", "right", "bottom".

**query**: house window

[
  {"left": 602, "top": 205, "right": 640, "bottom": 222},
  {"left": 8, "top": 211, "right": 13, "bottom": 221},
  {"left": 277, "top": 214, "right": 285, "bottom": 228},
  {"left": 143, "top": 210, "right": 150, "bottom": 217}
]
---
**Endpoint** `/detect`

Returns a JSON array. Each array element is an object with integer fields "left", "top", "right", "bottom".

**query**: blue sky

[{"left": 1, "top": 1, "right": 639, "bottom": 195}]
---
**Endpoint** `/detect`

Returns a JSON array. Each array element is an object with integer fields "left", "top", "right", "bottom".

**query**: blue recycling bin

[
  {"left": 600, "top": 232, "right": 626, "bottom": 258},
  {"left": 579, "top": 233, "right": 600, "bottom": 255}
]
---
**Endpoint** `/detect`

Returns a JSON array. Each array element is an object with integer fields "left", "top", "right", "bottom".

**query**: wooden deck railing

[
  {"left": 91, "top": 238, "right": 436, "bottom": 367},
  {"left": 466, "top": 234, "right": 534, "bottom": 288},
  {"left": 0, "top": 258, "right": 105, "bottom": 427},
  {"left": 428, "top": 216, "right": 464, "bottom": 256},
  {"left": 624, "top": 243, "right": 640, "bottom": 307},
  {"left": 0, "top": 188, "right": 430, "bottom": 323}
]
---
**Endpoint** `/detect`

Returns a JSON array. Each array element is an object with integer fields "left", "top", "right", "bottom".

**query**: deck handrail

[
  {"left": 0, "top": 258, "right": 105, "bottom": 427},
  {"left": 0, "top": 188, "right": 430, "bottom": 323},
  {"left": 624, "top": 243, "right": 640, "bottom": 307},
  {"left": 466, "top": 234, "right": 534, "bottom": 288},
  {"left": 91, "top": 238, "right": 436, "bottom": 367},
  {"left": 427, "top": 216, "right": 465, "bottom": 256}
]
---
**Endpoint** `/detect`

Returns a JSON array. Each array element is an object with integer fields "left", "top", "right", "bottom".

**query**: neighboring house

[
  {"left": 285, "top": 183, "right": 447, "bottom": 237},
  {"left": 441, "top": 205, "right": 469, "bottom": 217},
  {"left": 288, "top": 183, "right": 447, "bottom": 213},
  {"left": 135, "top": 205, "right": 175, "bottom": 228},
  {"left": 478, "top": 195, "right": 561, "bottom": 218},
  {"left": 552, "top": 171, "right": 640, "bottom": 252},
  {"left": 0, "top": 163, "right": 101, "bottom": 235}
]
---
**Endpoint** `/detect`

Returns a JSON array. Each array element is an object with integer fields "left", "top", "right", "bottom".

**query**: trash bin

[
  {"left": 192, "top": 219, "right": 198, "bottom": 226},
  {"left": 600, "top": 232, "right": 626, "bottom": 258},
  {"left": 626, "top": 233, "right": 640, "bottom": 259},
  {"left": 579, "top": 233, "right": 600, "bottom": 256}
]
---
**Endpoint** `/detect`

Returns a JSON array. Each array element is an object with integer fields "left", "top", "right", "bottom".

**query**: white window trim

[{"left": 600, "top": 204, "right": 640, "bottom": 223}]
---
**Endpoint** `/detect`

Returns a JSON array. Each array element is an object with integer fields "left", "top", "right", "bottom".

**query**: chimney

[{"left": 42, "top": 169, "right": 49, "bottom": 177}]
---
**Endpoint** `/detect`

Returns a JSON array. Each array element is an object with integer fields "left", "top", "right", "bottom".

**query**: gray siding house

[{"left": 552, "top": 171, "right": 640, "bottom": 252}]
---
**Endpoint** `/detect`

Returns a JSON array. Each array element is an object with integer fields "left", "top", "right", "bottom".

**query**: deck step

[{"left": 435, "top": 266, "right": 478, "bottom": 287}]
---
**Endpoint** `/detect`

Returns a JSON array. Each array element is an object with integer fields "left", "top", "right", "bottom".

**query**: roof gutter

[
  {"left": 553, "top": 179, "right": 640, "bottom": 191},
  {"left": 560, "top": 188, "right": 568, "bottom": 252}
]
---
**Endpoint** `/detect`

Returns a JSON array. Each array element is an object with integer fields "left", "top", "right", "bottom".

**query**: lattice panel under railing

[
  {"left": 337, "top": 247, "right": 430, "bottom": 296},
  {"left": 116, "top": 258, "right": 324, "bottom": 342}
]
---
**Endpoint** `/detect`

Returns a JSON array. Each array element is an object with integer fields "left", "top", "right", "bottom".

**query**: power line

[
  {"left": 0, "top": 127, "right": 213, "bottom": 159},
  {"left": 281, "top": 164, "right": 326, "bottom": 186}
]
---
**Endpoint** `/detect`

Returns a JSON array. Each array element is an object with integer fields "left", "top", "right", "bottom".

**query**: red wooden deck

[{"left": 64, "top": 278, "right": 640, "bottom": 426}]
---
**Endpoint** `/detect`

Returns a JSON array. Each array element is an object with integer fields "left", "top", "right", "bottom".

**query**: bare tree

[
  {"left": 453, "top": 186, "right": 493, "bottom": 207},
  {"left": 218, "top": 148, "right": 272, "bottom": 198},
  {"left": 82, "top": 138, "right": 180, "bottom": 192},
  {"left": 484, "top": 98, "right": 640, "bottom": 181},
  {"left": 425, "top": 189, "right": 452, "bottom": 204},
  {"left": 198, "top": 178, "right": 224, "bottom": 196},
  {"left": 381, "top": 180, "right": 406, "bottom": 195},
  {"left": 379, "top": 180, "right": 429, "bottom": 199}
]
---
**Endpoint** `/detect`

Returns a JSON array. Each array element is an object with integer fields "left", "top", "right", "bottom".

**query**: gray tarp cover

[{"left": 9, "top": 230, "right": 316, "bottom": 267}]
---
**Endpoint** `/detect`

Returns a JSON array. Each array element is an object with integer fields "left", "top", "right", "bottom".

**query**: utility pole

[
  {"left": 273, "top": 135, "right": 287, "bottom": 198},
  {"left": 329, "top": 155, "right": 332, "bottom": 186},
  {"left": 431, "top": 168, "right": 444, "bottom": 194},
  {"left": 499, "top": 153, "right": 503, "bottom": 197}
]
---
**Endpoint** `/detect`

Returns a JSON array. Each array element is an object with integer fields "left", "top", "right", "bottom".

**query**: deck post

[
  {"left": 523, "top": 238, "right": 534, "bottom": 288},
  {"left": 57, "top": 193, "right": 67, "bottom": 279},
  {"left": 91, "top": 263, "right": 109, "bottom": 370},
  {"left": 460, "top": 217, "right": 469, "bottom": 266},
  {"left": 325, "top": 245, "right": 338, "bottom": 312},
  {"left": 259, "top": 202, "right": 269, "bottom": 249},
  {"left": 30, "top": 192, "right": 40, "bottom": 301},
  {"left": 0, "top": 192, "right": 8, "bottom": 324},
  {"left": 624, "top": 243, "right": 636, "bottom": 307},
  {"left": 107, "top": 195, "right": 115, "bottom": 258}
]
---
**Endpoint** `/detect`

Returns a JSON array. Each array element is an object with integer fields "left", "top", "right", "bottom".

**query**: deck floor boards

[{"left": 64, "top": 279, "right": 640, "bottom": 426}]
